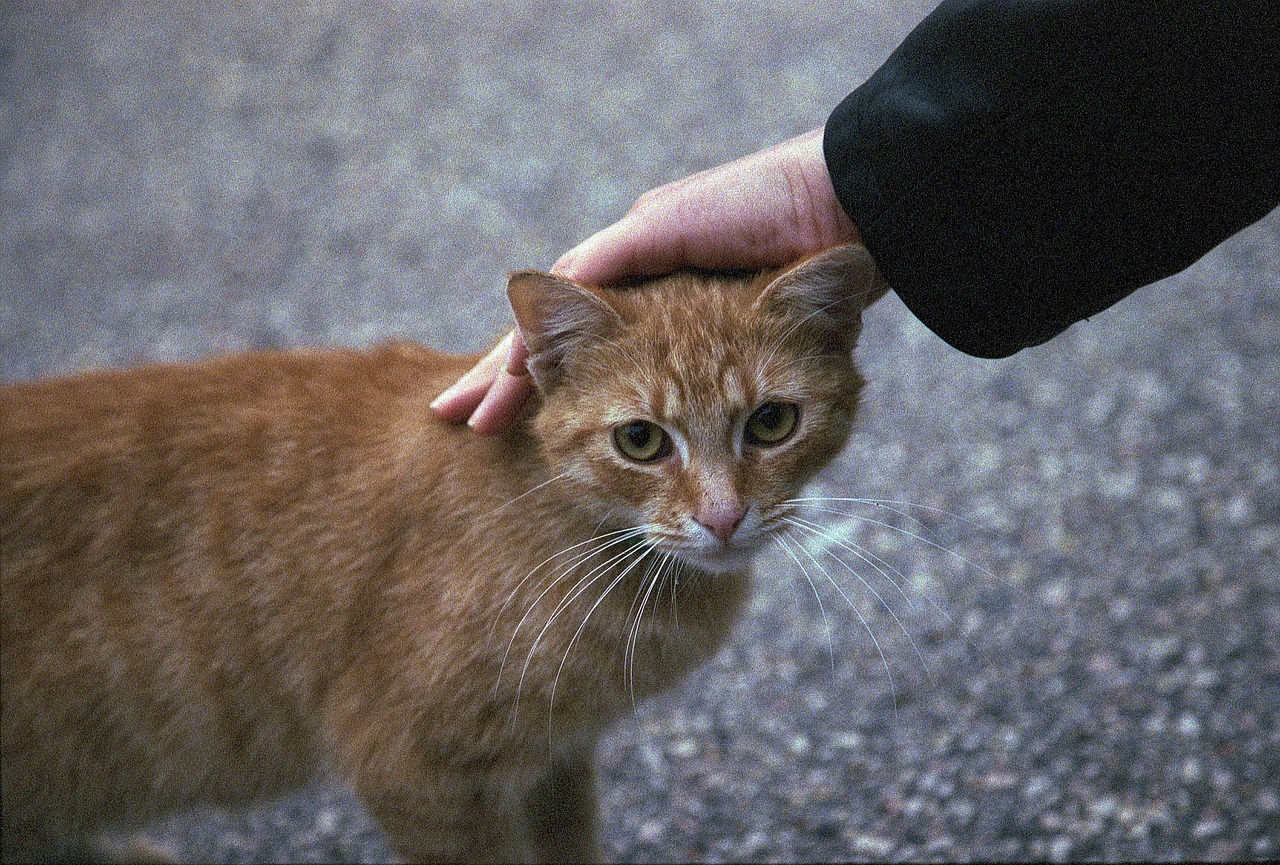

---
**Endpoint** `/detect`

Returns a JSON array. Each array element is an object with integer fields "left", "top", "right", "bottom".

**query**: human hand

[
  {"left": 429, "top": 126, "right": 861, "bottom": 434},
  {"left": 552, "top": 126, "right": 860, "bottom": 284}
]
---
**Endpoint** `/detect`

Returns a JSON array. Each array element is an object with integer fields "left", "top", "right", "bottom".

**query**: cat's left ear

[
  {"left": 507, "top": 271, "right": 622, "bottom": 390},
  {"left": 753, "top": 244, "right": 889, "bottom": 351}
]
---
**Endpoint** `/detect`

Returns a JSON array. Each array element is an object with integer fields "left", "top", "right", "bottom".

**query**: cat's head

[{"left": 508, "top": 245, "right": 886, "bottom": 574}]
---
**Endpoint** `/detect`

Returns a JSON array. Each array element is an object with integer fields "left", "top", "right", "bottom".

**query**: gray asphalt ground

[{"left": 2, "top": 2, "right": 1277, "bottom": 862}]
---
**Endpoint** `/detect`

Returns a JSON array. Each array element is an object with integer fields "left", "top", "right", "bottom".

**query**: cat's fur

[{"left": 1, "top": 245, "right": 886, "bottom": 863}]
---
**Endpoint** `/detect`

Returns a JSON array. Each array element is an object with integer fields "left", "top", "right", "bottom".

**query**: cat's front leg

[
  {"left": 361, "top": 770, "right": 535, "bottom": 865},
  {"left": 525, "top": 742, "right": 600, "bottom": 864}
]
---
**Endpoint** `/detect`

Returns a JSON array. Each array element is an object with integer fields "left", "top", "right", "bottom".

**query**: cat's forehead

[
  {"left": 612, "top": 271, "right": 771, "bottom": 352},
  {"left": 592, "top": 274, "right": 806, "bottom": 424},
  {"left": 633, "top": 342, "right": 756, "bottom": 420}
]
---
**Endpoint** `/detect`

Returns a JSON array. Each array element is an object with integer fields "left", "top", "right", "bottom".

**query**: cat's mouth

[{"left": 643, "top": 514, "right": 774, "bottom": 575}]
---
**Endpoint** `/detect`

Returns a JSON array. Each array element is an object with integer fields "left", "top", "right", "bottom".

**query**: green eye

[
  {"left": 613, "top": 420, "right": 670, "bottom": 462},
  {"left": 744, "top": 402, "right": 799, "bottom": 446}
]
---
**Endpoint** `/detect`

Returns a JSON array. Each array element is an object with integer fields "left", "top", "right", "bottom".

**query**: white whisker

[
  {"left": 786, "top": 496, "right": 984, "bottom": 529},
  {"left": 793, "top": 504, "right": 1003, "bottom": 598},
  {"left": 479, "top": 471, "right": 571, "bottom": 521},
  {"left": 509, "top": 528, "right": 647, "bottom": 678},
  {"left": 511, "top": 529, "right": 652, "bottom": 721},
  {"left": 782, "top": 516, "right": 935, "bottom": 689},
  {"left": 492, "top": 523, "right": 638, "bottom": 651},
  {"left": 666, "top": 555, "right": 680, "bottom": 631},
  {"left": 779, "top": 519, "right": 901, "bottom": 710},
  {"left": 624, "top": 550, "right": 673, "bottom": 713},
  {"left": 548, "top": 541, "right": 657, "bottom": 752},
  {"left": 793, "top": 508, "right": 960, "bottom": 629},
  {"left": 498, "top": 527, "right": 648, "bottom": 703},
  {"left": 784, "top": 497, "right": 1001, "bottom": 584},
  {"left": 774, "top": 532, "right": 836, "bottom": 681},
  {"left": 781, "top": 497, "right": 993, "bottom": 665},
  {"left": 786, "top": 514, "right": 921, "bottom": 610}
]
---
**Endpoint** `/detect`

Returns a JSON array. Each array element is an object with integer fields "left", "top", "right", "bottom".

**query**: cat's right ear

[{"left": 507, "top": 271, "right": 621, "bottom": 391}]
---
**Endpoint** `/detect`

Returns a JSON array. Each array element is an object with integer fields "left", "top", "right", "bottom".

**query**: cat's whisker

[
  {"left": 499, "top": 527, "right": 645, "bottom": 675},
  {"left": 478, "top": 471, "right": 571, "bottom": 521},
  {"left": 786, "top": 513, "right": 923, "bottom": 612},
  {"left": 780, "top": 498, "right": 991, "bottom": 662},
  {"left": 803, "top": 498, "right": 977, "bottom": 588},
  {"left": 548, "top": 542, "right": 658, "bottom": 749},
  {"left": 778, "top": 517, "right": 901, "bottom": 710},
  {"left": 787, "top": 495, "right": 986, "bottom": 529},
  {"left": 624, "top": 557, "right": 665, "bottom": 711},
  {"left": 624, "top": 549, "right": 673, "bottom": 715},
  {"left": 665, "top": 554, "right": 680, "bottom": 632},
  {"left": 785, "top": 503, "right": 983, "bottom": 632},
  {"left": 622, "top": 555, "right": 665, "bottom": 716},
  {"left": 511, "top": 529, "right": 651, "bottom": 723},
  {"left": 499, "top": 527, "right": 648, "bottom": 702},
  {"left": 774, "top": 532, "right": 837, "bottom": 681},
  {"left": 781, "top": 516, "right": 935, "bottom": 690},
  {"left": 623, "top": 552, "right": 666, "bottom": 699},
  {"left": 510, "top": 559, "right": 623, "bottom": 729},
  {"left": 492, "top": 524, "right": 639, "bottom": 654},
  {"left": 793, "top": 509, "right": 961, "bottom": 632},
  {"left": 621, "top": 554, "right": 662, "bottom": 712},
  {"left": 783, "top": 496, "right": 1001, "bottom": 585}
]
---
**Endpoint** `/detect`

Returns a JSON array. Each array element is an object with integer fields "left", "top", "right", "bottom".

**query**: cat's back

[
  {"left": 4, "top": 341, "right": 464, "bottom": 569},
  {"left": 2, "top": 341, "right": 469, "bottom": 481}
]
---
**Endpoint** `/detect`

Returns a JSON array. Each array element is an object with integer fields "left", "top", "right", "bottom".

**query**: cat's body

[{"left": 1, "top": 246, "right": 885, "bottom": 863}]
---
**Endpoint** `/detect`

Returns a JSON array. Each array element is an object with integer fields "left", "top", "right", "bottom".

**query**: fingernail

[
  {"left": 428, "top": 387, "right": 454, "bottom": 410},
  {"left": 465, "top": 391, "right": 496, "bottom": 433}
]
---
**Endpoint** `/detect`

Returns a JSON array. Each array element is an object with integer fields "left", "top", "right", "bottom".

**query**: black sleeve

[{"left": 824, "top": 0, "right": 1280, "bottom": 358}]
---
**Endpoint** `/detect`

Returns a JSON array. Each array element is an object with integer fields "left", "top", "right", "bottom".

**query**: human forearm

[{"left": 824, "top": 0, "right": 1280, "bottom": 357}]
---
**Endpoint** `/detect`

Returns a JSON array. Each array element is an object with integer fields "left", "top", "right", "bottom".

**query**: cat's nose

[{"left": 696, "top": 502, "right": 746, "bottom": 544}]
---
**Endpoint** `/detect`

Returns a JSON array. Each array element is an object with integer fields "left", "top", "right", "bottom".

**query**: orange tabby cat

[{"left": 1, "top": 245, "right": 886, "bottom": 863}]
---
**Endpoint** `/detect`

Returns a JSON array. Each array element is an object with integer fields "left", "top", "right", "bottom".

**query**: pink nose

[{"left": 696, "top": 502, "right": 746, "bottom": 544}]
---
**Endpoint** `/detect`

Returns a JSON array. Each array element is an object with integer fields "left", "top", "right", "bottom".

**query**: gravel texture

[{"left": 2, "top": 2, "right": 1278, "bottom": 862}]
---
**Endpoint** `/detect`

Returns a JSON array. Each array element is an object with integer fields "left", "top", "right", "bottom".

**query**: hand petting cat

[{"left": 430, "top": 126, "right": 863, "bottom": 435}]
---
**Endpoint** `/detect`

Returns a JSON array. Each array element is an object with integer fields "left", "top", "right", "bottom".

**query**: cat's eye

[
  {"left": 613, "top": 420, "right": 671, "bottom": 462},
  {"left": 744, "top": 401, "right": 799, "bottom": 447}
]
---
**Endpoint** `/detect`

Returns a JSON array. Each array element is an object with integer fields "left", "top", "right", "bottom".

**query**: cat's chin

[{"left": 671, "top": 545, "right": 759, "bottom": 575}]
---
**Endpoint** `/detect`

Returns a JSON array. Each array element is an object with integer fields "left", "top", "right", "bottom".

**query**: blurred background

[{"left": 2, "top": 1, "right": 1277, "bottom": 861}]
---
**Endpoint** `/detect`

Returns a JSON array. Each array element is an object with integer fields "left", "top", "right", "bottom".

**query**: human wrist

[{"left": 788, "top": 127, "right": 863, "bottom": 250}]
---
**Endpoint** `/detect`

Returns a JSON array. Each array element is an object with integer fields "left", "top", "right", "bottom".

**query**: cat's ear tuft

[
  {"left": 754, "top": 244, "right": 888, "bottom": 350},
  {"left": 507, "top": 271, "right": 621, "bottom": 390}
]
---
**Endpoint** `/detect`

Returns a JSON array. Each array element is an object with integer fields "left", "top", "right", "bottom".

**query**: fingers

[
  {"left": 430, "top": 329, "right": 533, "bottom": 433},
  {"left": 466, "top": 360, "right": 536, "bottom": 435},
  {"left": 467, "top": 330, "right": 534, "bottom": 435},
  {"left": 502, "top": 328, "right": 530, "bottom": 375}
]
